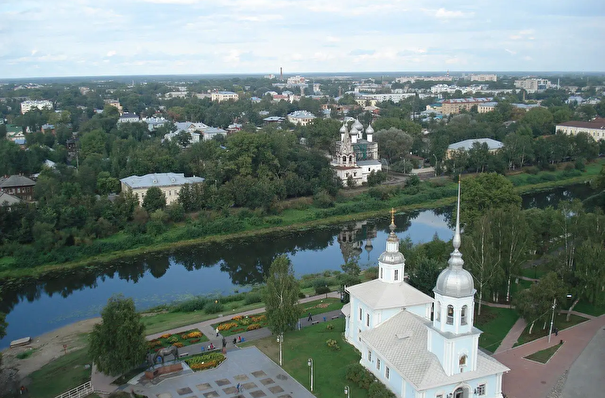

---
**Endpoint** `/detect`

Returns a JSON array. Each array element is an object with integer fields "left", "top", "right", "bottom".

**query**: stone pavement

[
  {"left": 133, "top": 347, "right": 314, "bottom": 398},
  {"left": 560, "top": 326, "right": 605, "bottom": 398},
  {"left": 493, "top": 314, "right": 605, "bottom": 398},
  {"left": 92, "top": 293, "right": 342, "bottom": 394}
]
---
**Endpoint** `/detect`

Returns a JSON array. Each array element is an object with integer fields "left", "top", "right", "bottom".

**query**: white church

[
  {"left": 331, "top": 119, "right": 382, "bottom": 186},
  {"left": 341, "top": 183, "right": 509, "bottom": 398}
]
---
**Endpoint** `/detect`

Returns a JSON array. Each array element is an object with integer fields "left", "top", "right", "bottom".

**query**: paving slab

[{"left": 137, "top": 346, "right": 314, "bottom": 398}]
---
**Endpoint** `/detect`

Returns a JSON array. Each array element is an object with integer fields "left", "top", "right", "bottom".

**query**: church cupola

[
  {"left": 377, "top": 208, "right": 405, "bottom": 283},
  {"left": 428, "top": 177, "right": 480, "bottom": 376},
  {"left": 365, "top": 124, "right": 374, "bottom": 142},
  {"left": 340, "top": 124, "right": 348, "bottom": 141}
]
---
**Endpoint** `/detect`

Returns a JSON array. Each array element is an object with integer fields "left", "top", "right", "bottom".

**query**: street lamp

[
  {"left": 433, "top": 154, "right": 438, "bottom": 177},
  {"left": 344, "top": 385, "right": 350, "bottom": 398},
  {"left": 277, "top": 334, "right": 284, "bottom": 366},
  {"left": 307, "top": 358, "right": 314, "bottom": 392}
]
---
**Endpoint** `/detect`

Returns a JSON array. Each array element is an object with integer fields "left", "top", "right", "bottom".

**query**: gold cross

[{"left": 390, "top": 207, "right": 396, "bottom": 224}]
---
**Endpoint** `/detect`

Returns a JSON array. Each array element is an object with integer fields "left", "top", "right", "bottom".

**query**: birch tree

[{"left": 263, "top": 255, "right": 302, "bottom": 335}]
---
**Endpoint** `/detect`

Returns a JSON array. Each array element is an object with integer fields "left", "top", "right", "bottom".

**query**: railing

[{"left": 54, "top": 381, "right": 93, "bottom": 398}]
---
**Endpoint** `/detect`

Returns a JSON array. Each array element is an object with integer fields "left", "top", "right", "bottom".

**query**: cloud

[
  {"left": 106, "top": 50, "right": 117, "bottom": 57},
  {"left": 504, "top": 49, "right": 516, "bottom": 55},
  {"left": 433, "top": 8, "right": 474, "bottom": 19},
  {"left": 349, "top": 49, "right": 375, "bottom": 56}
]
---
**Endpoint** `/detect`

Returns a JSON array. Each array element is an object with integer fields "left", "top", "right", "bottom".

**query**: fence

[{"left": 54, "top": 381, "right": 93, "bottom": 398}]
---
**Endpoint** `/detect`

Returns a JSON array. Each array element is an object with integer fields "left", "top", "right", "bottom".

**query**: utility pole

[{"left": 548, "top": 298, "right": 556, "bottom": 343}]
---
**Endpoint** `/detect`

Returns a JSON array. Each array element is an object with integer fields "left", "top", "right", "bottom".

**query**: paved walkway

[
  {"left": 494, "top": 318, "right": 527, "bottom": 354},
  {"left": 493, "top": 314, "right": 605, "bottom": 398},
  {"left": 560, "top": 326, "right": 605, "bottom": 398},
  {"left": 92, "top": 293, "right": 342, "bottom": 394}
]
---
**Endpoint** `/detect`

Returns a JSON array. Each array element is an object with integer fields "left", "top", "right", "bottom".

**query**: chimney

[{"left": 280, "top": 67, "right": 283, "bottom": 81}]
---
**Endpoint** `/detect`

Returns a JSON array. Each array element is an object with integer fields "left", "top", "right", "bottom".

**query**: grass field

[
  {"left": 572, "top": 300, "right": 605, "bottom": 317},
  {"left": 243, "top": 318, "right": 369, "bottom": 398},
  {"left": 524, "top": 343, "right": 563, "bottom": 364},
  {"left": 515, "top": 313, "right": 587, "bottom": 346},
  {"left": 474, "top": 306, "right": 520, "bottom": 353},
  {"left": 28, "top": 342, "right": 92, "bottom": 398}
]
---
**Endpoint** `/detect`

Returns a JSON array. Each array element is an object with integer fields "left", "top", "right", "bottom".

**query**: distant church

[
  {"left": 341, "top": 182, "right": 509, "bottom": 398},
  {"left": 331, "top": 119, "right": 382, "bottom": 186}
]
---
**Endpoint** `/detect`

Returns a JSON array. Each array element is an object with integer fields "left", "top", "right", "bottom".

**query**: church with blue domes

[{"left": 341, "top": 182, "right": 508, "bottom": 398}]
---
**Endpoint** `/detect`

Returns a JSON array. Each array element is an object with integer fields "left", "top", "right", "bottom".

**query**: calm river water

[{"left": 0, "top": 183, "right": 596, "bottom": 348}]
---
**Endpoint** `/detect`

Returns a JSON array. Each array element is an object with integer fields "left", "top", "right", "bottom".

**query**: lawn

[
  {"left": 28, "top": 345, "right": 92, "bottom": 398},
  {"left": 524, "top": 342, "right": 563, "bottom": 364},
  {"left": 515, "top": 313, "right": 588, "bottom": 346},
  {"left": 474, "top": 306, "right": 520, "bottom": 353},
  {"left": 243, "top": 318, "right": 369, "bottom": 398},
  {"left": 572, "top": 300, "right": 605, "bottom": 317}
]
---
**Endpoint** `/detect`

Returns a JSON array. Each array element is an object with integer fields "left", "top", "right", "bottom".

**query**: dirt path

[{"left": 0, "top": 317, "right": 100, "bottom": 394}]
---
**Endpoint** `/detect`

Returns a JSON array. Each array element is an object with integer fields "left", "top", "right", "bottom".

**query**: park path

[
  {"left": 493, "top": 314, "right": 605, "bottom": 398},
  {"left": 494, "top": 318, "right": 527, "bottom": 354},
  {"left": 92, "top": 292, "right": 341, "bottom": 394}
]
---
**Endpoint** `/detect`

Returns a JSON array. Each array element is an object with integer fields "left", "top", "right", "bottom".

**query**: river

[{"left": 0, "top": 183, "right": 596, "bottom": 348}]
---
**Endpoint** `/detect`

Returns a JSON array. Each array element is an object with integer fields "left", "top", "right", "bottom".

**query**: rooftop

[
  {"left": 556, "top": 118, "right": 605, "bottom": 130},
  {"left": 120, "top": 173, "right": 204, "bottom": 189},
  {"left": 448, "top": 138, "right": 504, "bottom": 151},
  {"left": 0, "top": 175, "right": 36, "bottom": 188}
]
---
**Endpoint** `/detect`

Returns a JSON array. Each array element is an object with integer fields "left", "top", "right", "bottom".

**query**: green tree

[
  {"left": 89, "top": 295, "right": 147, "bottom": 376},
  {"left": 408, "top": 257, "right": 443, "bottom": 296},
  {"left": 263, "top": 255, "right": 301, "bottom": 335},
  {"left": 142, "top": 186, "right": 166, "bottom": 212},
  {"left": 97, "top": 171, "right": 120, "bottom": 195},
  {"left": 461, "top": 173, "right": 521, "bottom": 226},
  {"left": 514, "top": 272, "right": 566, "bottom": 334}
]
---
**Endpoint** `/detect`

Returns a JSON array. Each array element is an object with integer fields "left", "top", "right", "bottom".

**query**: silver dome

[
  {"left": 378, "top": 251, "right": 405, "bottom": 265},
  {"left": 366, "top": 124, "right": 374, "bottom": 134},
  {"left": 434, "top": 266, "right": 474, "bottom": 298},
  {"left": 352, "top": 119, "right": 363, "bottom": 130},
  {"left": 340, "top": 124, "right": 348, "bottom": 133}
]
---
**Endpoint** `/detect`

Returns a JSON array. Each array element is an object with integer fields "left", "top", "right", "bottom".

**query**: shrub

[
  {"left": 526, "top": 166, "right": 540, "bottom": 175},
  {"left": 244, "top": 293, "right": 262, "bottom": 305},
  {"left": 326, "top": 339, "right": 340, "bottom": 350},
  {"left": 205, "top": 301, "right": 224, "bottom": 314},
  {"left": 187, "top": 331, "right": 203, "bottom": 339},
  {"left": 232, "top": 315, "right": 243, "bottom": 321},
  {"left": 326, "top": 324, "right": 334, "bottom": 330},
  {"left": 369, "top": 381, "right": 396, "bottom": 398},
  {"left": 298, "top": 292, "right": 307, "bottom": 298},
  {"left": 346, "top": 363, "right": 374, "bottom": 389},
  {"left": 160, "top": 334, "right": 172, "bottom": 339},
  {"left": 240, "top": 318, "right": 252, "bottom": 326},
  {"left": 315, "top": 286, "right": 331, "bottom": 295},
  {"left": 181, "top": 334, "right": 189, "bottom": 340},
  {"left": 575, "top": 158, "right": 586, "bottom": 171},
  {"left": 189, "top": 339, "right": 200, "bottom": 344},
  {"left": 313, "top": 189, "right": 334, "bottom": 208},
  {"left": 148, "top": 340, "right": 162, "bottom": 348},
  {"left": 172, "top": 342, "right": 184, "bottom": 348},
  {"left": 364, "top": 267, "right": 379, "bottom": 280},
  {"left": 168, "top": 336, "right": 179, "bottom": 343},
  {"left": 172, "top": 297, "right": 208, "bottom": 313},
  {"left": 251, "top": 315, "right": 266, "bottom": 323}
]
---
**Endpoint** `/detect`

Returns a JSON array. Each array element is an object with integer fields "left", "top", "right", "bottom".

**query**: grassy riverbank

[{"left": 0, "top": 162, "right": 601, "bottom": 280}]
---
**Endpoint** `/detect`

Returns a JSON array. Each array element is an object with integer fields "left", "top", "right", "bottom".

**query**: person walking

[
  {"left": 307, "top": 312, "right": 313, "bottom": 322},
  {"left": 215, "top": 327, "right": 219, "bottom": 337}
]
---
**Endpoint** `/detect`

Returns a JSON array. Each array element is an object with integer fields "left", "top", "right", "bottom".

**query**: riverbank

[{"left": 0, "top": 163, "right": 600, "bottom": 281}]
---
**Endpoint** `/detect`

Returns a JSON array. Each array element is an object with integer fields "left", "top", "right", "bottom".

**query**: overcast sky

[{"left": 1, "top": 0, "right": 604, "bottom": 78}]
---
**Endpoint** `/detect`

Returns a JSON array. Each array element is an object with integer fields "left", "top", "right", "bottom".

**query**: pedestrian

[
  {"left": 233, "top": 337, "right": 237, "bottom": 345},
  {"left": 215, "top": 327, "right": 219, "bottom": 337},
  {"left": 222, "top": 337, "right": 227, "bottom": 348},
  {"left": 238, "top": 335, "right": 241, "bottom": 343},
  {"left": 554, "top": 327, "right": 558, "bottom": 336},
  {"left": 236, "top": 383, "right": 240, "bottom": 392},
  {"left": 20, "top": 386, "right": 25, "bottom": 395},
  {"left": 307, "top": 312, "right": 313, "bottom": 322}
]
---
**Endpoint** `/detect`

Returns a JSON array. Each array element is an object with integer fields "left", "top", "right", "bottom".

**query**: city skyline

[{"left": 1, "top": 0, "right": 604, "bottom": 78}]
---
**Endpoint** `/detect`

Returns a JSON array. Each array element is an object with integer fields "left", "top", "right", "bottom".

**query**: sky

[{"left": 1, "top": 0, "right": 604, "bottom": 78}]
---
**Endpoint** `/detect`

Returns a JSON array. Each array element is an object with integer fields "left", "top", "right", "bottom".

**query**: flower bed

[
  {"left": 148, "top": 328, "right": 208, "bottom": 350},
  {"left": 213, "top": 314, "right": 268, "bottom": 337},
  {"left": 185, "top": 352, "right": 226, "bottom": 371}
]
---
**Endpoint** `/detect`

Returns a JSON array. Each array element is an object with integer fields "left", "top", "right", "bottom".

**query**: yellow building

[
  {"left": 440, "top": 98, "right": 493, "bottom": 115},
  {"left": 120, "top": 173, "right": 205, "bottom": 205},
  {"left": 556, "top": 119, "right": 605, "bottom": 141}
]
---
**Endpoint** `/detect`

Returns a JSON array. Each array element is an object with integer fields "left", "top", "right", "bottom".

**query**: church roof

[
  {"left": 362, "top": 311, "right": 509, "bottom": 391},
  {"left": 347, "top": 279, "right": 433, "bottom": 310}
]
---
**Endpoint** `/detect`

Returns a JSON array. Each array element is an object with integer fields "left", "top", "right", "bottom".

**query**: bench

[
  {"left": 331, "top": 315, "right": 340, "bottom": 320},
  {"left": 311, "top": 321, "right": 320, "bottom": 325},
  {"left": 179, "top": 352, "right": 189, "bottom": 358}
]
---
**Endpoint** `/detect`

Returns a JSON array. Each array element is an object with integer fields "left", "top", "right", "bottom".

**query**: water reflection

[{"left": 0, "top": 183, "right": 595, "bottom": 347}]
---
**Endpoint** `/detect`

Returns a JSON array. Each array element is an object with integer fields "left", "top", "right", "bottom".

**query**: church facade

[
  {"left": 331, "top": 119, "right": 382, "bottom": 186},
  {"left": 341, "top": 186, "right": 508, "bottom": 398}
]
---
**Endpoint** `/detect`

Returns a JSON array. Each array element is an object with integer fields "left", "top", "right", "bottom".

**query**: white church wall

[
  {"left": 422, "top": 374, "right": 500, "bottom": 398},
  {"left": 406, "top": 303, "right": 431, "bottom": 319}
]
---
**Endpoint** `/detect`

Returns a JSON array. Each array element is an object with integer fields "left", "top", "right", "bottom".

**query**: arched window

[
  {"left": 394, "top": 270, "right": 399, "bottom": 281},
  {"left": 461, "top": 305, "right": 468, "bottom": 325},
  {"left": 380, "top": 267, "right": 383, "bottom": 279},
  {"left": 447, "top": 305, "right": 454, "bottom": 325},
  {"left": 435, "top": 301, "right": 441, "bottom": 321}
]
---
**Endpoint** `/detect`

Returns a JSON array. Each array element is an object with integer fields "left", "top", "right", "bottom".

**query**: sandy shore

[{"left": 0, "top": 317, "right": 100, "bottom": 393}]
